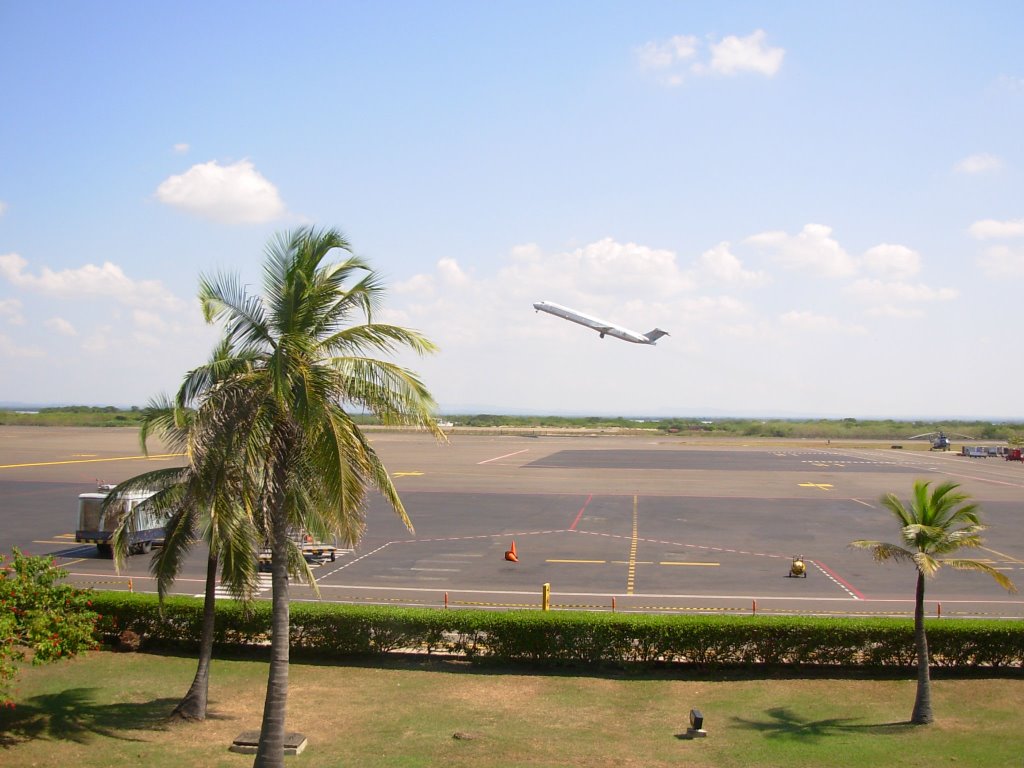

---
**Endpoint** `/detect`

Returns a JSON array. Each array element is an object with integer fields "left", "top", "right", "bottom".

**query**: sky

[{"left": 2, "top": 1, "right": 1023, "bottom": 419}]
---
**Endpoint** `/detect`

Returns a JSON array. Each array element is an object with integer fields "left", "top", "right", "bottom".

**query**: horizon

[{"left": 3, "top": 401, "right": 1022, "bottom": 424}]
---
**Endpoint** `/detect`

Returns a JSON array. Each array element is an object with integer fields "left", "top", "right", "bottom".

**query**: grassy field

[{"left": 1, "top": 651, "right": 1021, "bottom": 767}]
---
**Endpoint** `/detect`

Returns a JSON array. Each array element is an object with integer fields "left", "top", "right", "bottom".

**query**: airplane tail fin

[{"left": 644, "top": 328, "right": 669, "bottom": 343}]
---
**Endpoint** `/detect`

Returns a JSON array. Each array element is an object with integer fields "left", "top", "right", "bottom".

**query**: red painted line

[
  {"left": 569, "top": 494, "right": 593, "bottom": 531},
  {"left": 813, "top": 560, "right": 866, "bottom": 600}
]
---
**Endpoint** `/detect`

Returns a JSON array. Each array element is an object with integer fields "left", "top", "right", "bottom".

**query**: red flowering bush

[{"left": 0, "top": 548, "right": 99, "bottom": 706}]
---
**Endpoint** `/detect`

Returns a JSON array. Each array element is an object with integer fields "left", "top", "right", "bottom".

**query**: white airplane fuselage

[{"left": 533, "top": 301, "right": 668, "bottom": 345}]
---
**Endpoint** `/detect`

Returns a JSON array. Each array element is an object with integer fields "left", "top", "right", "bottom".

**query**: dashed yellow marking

[{"left": 626, "top": 495, "right": 638, "bottom": 595}]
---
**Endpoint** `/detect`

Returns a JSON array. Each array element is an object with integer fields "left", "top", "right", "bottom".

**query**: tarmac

[{"left": 2, "top": 425, "right": 1023, "bottom": 619}]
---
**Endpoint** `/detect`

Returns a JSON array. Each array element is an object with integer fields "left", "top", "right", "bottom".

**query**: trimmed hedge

[{"left": 89, "top": 592, "right": 1024, "bottom": 669}]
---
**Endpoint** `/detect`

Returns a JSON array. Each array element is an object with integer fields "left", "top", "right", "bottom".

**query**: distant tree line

[{"left": 2, "top": 408, "right": 1022, "bottom": 442}]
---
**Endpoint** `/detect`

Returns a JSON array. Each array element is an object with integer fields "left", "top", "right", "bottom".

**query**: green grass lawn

[{"left": 2, "top": 651, "right": 1021, "bottom": 767}]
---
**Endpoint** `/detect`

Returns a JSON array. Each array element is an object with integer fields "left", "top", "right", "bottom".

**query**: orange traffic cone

[{"left": 504, "top": 541, "right": 518, "bottom": 562}]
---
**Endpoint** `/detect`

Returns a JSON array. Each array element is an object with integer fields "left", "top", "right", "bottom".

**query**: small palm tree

[
  {"left": 111, "top": 354, "right": 263, "bottom": 720},
  {"left": 851, "top": 480, "right": 1016, "bottom": 724},
  {"left": 190, "top": 226, "right": 444, "bottom": 767}
]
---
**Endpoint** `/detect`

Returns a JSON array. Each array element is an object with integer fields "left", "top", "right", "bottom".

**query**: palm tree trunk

[
  {"left": 254, "top": 509, "right": 290, "bottom": 767},
  {"left": 171, "top": 551, "right": 218, "bottom": 721},
  {"left": 910, "top": 570, "right": 933, "bottom": 724}
]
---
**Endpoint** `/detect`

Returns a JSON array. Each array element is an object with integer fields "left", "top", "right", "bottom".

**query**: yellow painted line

[
  {"left": 546, "top": 559, "right": 607, "bottom": 564},
  {"left": 56, "top": 557, "right": 87, "bottom": 567},
  {"left": 626, "top": 495, "right": 638, "bottom": 595},
  {"left": 393, "top": 471, "right": 424, "bottom": 477},
  {"left": 0, "top": 453, "right": 184, "bottom": 470},
  {"left": 798, "top": 482, "right": 834, "bottom": 491},
  {"left": 660, "top": 561, "right": 721, "bottom": 567},
  {"left": 981, "top": 546, "right": 1024, "bottom": 565},
  {"left": 55, "top": 533, "right": 76, "bottom": 539},
  {"left": 611, "top": 561, "right": 653, "bottom": 565},
  {"left": 34, "top": 540, "right": 92, "bottom": 546}
]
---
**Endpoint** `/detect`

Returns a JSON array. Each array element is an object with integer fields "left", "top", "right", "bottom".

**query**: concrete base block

[{"left": 230, "top": 731, "right": 308, "bottom": 755}]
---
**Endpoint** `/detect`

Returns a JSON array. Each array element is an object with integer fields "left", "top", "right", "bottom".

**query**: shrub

[
  {"left": 0, "top": 549, "right": 99, "bottom": 705},
  {"left": 87, "top": 592, "right": 1024, "bottom": 671}
]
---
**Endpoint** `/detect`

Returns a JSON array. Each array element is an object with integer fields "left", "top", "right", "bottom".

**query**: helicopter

[{"left": 907, "top": 430, "right": 974, "bottom": 451}]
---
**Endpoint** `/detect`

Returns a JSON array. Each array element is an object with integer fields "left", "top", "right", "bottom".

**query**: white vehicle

[
  {"left": 75, "top": 483, "right": 165, "bottom": 558},
  {"left": 533, "top": 300, "right": 669, "bottom": 345}
]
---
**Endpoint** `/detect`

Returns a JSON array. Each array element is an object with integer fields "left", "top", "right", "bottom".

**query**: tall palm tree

[
  {"left": 189, "top": 226, "right": 443, "bottom": 767},
  {"left": 851, "top": 480, "right": 1016, "bottom": 724}
]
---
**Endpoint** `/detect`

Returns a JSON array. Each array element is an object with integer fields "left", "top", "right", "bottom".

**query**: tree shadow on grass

[
  {"left": 731, "top": 706, "right": 915, "bottom": 743},
  {"left": 0, "top": 688, "right": 181, "bottom": 748}
]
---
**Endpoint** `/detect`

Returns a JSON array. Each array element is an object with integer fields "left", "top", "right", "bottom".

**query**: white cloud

[
  {"left": 746, "top": 223, "right": 857, "bottom": 278},
  {"left": 845, "top": 279, "right": 958, "bottom": 304},
  {"left": 697, "top": 242, "right": 765, "bottom": 284},
  {"left": 0, "top": 252, "right": 184, "bottom": 311},
  {"left": 779, "top": 310, "right": 866, "bottom": 335},
  {"left": 500, "top": 237, "right": 693, "bottom": 300},
  {"left": 994, "top": 74, "right": 1024, "bottom": 92},
  {"left": 0, "top": 297, "right": 24, "bottom": 325},
  {"left": 45, "top": 317, "right": 78, "bottom": 337},
  {"left": 173, "top": 143, "right": 190, "bottom": 154},
  {"left": 955, "top": 153, "right": 1002, "bottom": 174},
  {"left": 0, "top": 332, "right": 44, "bottom": 358},
  {"left": 437, "top": 257, "right": 470, "bottom": 286},
  {"left": 637, "top": 29, "right": 783, "bottom": 85},
  {"left": 969, "top": 218, "right": 1024, "bottom": 239},
  {"left": 155, "top": 159, "right": 287, "bottom": 224},
  {"left": 865, "top": 304, "right": 925, "bottom": 319},
  {"left": 705, "top": 30, "right": 785, "bottom": 77},
  {"left": 131, "top": 309, "right": 169, "bottom": 331},
  {"left": 81, "top": 327, "right": 112, "bottom": 353},
  {"left": 861, "top": 244, "right": 921, "bottom": 280},
  {"left": 635, "top": 35, "right": 699, "bottom": 72},
  {"left": 977, "top": 245, "right": 1024, "bottom": 277}
]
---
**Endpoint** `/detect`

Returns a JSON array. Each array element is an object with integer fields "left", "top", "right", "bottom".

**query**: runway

[{"left": 2, "top": 426, "right": 1023, "bottom": 619}]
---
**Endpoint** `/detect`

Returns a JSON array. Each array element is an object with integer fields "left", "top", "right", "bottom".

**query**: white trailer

[
  {"left": 75, "top": 483, "right": 165, "bottom": 558},
  {"left": 257, "top": 530, "right": 339, "bottom": 570}
]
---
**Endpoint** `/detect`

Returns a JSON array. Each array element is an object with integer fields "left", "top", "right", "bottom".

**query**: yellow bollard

[{"left": 542, "top": 582, "right": 551, "bottom": 611}]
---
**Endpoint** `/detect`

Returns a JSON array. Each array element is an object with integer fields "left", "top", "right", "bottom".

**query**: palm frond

[
  {"left": 849, "top": 539, "right": 915, "bottom": 564},
  {"left": 943, "top": 558, "right": 1018, "bottom": 593}
]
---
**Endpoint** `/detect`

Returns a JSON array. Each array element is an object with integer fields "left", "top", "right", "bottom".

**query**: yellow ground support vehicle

[{"left": 788, "top": 555, "right": 807, "bottom": 578}]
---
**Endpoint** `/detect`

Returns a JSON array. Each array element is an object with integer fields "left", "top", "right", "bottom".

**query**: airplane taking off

[{"left": 533, "top": 301, "right": 669, "bottom": 345}]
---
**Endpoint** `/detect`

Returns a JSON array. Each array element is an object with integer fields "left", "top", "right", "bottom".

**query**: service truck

[{"left": 75, "top": 483, "right": 165, "bottom": 558}]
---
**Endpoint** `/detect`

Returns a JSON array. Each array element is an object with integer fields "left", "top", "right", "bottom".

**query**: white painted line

[
  {"left": 409, "top": 567, "right": 460, "bottom": 572},
  {"left": 477, "top": 448, "right": 529, "bottom": 465}
]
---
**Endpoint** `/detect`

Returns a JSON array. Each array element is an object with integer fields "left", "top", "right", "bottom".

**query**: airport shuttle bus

[{"left": 75, "top": 483, "right": 165, "bottom": 558}]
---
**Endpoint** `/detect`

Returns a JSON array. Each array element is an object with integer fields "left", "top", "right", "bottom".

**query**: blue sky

[{"left": 2, "top": 2, "right": 1023, "bottom": 418}]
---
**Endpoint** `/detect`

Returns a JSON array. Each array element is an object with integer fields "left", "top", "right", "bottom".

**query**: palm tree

[
  {"left": 189, "top": 226, "right": 443, "bottom": 767},
  {"left": 111, "top": 381, "right": 262, "bottom": 720},
  {"left": 851, "top": 480, "right": 1016, "bottom": 724}
]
